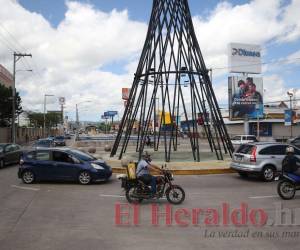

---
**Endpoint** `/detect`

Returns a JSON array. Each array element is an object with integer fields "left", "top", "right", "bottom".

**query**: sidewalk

[{"left": 106, "top": 158, "right": 235, "bottom": 175}]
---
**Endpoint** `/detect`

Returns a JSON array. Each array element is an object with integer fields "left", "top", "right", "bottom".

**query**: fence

[{"left": 0, "top": 127, "right": 63, "bottom": 144}]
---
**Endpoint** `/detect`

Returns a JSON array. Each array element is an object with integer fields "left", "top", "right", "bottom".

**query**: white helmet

[{"left": 286, "top": 146, "right": 295, "bottom": 154}]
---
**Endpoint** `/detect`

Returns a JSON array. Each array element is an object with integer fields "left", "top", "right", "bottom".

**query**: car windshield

[
  {"left": 55, "top": 136, "right": 64, "bottom": 140},
  {"left": 236, "top": 144, "right": 255, "bottom": 154},
  {"left": 68, "top": 149, "right": 96, "bottom": 161},
  {"left": 232, "top": 136, "right": 241, "bottom": 140},
  {"left": 0, "top": 145, "right": 4, "bottom": 153}
]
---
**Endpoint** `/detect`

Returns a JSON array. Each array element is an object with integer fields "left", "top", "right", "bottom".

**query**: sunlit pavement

[{"left": 0, "top": 165, "right": 300, "bottom": 250}]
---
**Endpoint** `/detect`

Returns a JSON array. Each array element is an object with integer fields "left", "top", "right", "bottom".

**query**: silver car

[
  {"left": 230, "top": 142, "right": 300, "bottom": 181},
  {"left": 231, "top": 135, "right": 258, "bottom": 149}
]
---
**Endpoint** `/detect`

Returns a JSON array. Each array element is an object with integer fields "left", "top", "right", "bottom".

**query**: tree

[
  {"left": 27, "top": 111, "right": 62, "bottom": 128},
  {"left": 98, "top": 122, "right": 111, "bottom": 132},
  {"left": 0, "top": 83, "right": 22, "bottom": 127}
]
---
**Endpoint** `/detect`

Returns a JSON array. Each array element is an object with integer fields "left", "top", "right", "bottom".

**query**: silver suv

[
  {"left": 231, "top": 135, "right": 258, "bottom": 149},
  {"left": 230, "top": 142, "right": 300, "bottom": 181}
]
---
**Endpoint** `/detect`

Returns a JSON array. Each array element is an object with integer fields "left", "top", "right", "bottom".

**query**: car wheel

[
  {"left": 261, "top": 166, "right": 275, "bottom": 182},
  {"left": 78, "top": 171, "right": 91, "bottom": 185},
  {"left": 238, "top": 171, "right": 248, "bottom": 178},
  {"left": 22, "top": 171, "right": 35, "bottom": 184},
  {"left": 277, "top": 180, "right": 296, "bottom": 200}
]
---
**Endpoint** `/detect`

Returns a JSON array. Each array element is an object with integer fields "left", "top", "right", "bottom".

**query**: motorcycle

[
  {"left": 119, "top": 166, "right": 185, "bottom": 204},
  {"left": 277, "top": 172, "right": 300, "bottom": 200}
]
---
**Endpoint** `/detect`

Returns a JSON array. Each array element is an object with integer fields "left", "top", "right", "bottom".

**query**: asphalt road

[{"left": 0, "top": 165, "right": 300, "bottom": 250}]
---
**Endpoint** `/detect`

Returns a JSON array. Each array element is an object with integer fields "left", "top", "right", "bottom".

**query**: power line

[
  {"left": 0, "top": 24, "right": 26, "bottom": 52},
  {"left": 0, "top": 25, "right": 45, "bottom": 80},
  {"left": 0, "top": 34, "right": 15, "bottom": 53},
  {"left": 211, "top": 57, "right": 300, "bottom": 71}
]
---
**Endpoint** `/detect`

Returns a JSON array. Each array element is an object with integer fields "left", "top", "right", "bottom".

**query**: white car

[{"left": 231, "top": 135, "right": 258, "bottom": 149}]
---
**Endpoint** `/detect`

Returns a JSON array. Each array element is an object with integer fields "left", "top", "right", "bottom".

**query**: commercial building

[
  {"left": 0, "top": 64, "right": 13, "bottom": 88},
  {"left": 223, "top": 103, "right": 300, "bottom": 140}
]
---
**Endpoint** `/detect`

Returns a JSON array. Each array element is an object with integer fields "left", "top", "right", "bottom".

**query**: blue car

[
  {"left": 54, "top": 136, "right": 66, "bottom": 147},
  {"left": 34, "top": 139, "right": 55, "bottom": 148},
  {"left": 18, "top": 148, "right": 112, "bottom": 185}
]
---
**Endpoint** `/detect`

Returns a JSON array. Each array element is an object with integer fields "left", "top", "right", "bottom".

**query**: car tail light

[
  {"left": 250, "top": 146, "right": 257, "bottom": 162},
  {"left": 20, "top": 158, "right": 24, "bottom": 165}
]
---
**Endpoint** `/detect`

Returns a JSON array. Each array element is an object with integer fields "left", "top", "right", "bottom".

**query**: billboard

[
  {"left": 228, "top": 43, "right": 262, "bottom": 74},
  {"left": 122, "top": 88, "right": 131, "bottom": 100},
  {"left": 229, "top": 76, "right": 264, "bottom": 120},
  {"left": 104, "top": 111, "right": 118, "bottom": 117}
]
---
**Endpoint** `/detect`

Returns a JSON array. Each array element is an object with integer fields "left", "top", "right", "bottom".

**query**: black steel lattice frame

[{"left": 111, "top": 0, "right": 234, "bottom": 162}]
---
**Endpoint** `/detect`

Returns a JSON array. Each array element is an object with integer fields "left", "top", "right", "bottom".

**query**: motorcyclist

[
  {"left": 136, "top": 151, "right": 162, "bottom": 196},
  {"left": 282, "top": 146, "right": 300, "bottom": 176}
]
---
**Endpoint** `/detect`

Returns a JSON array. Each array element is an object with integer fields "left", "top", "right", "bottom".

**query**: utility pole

[
  {"left": 44, "top": 94, "right": 54, "bottom": 137},
  {"left": 12, "top": 52, "right": 32, "bottom": 143},
  {"left": 76, "top": 104, "right": 79, "bottom": 127},
  {"left": 76, "top": 104, "right": 79, "bottom": 140}
]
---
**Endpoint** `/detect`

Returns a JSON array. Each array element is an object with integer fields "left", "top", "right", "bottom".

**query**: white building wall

[{"left": 272, "top": 123, "right": 300, "bottom": 139}]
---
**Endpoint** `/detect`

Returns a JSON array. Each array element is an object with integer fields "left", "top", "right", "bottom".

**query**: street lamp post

[
  {"left": 44, "top": 94, "right": 54, "bottom": 137},
  {"left": 256, "top": 104, "right": 260, "bottom": 140},
  {"left": 75, "top": 101, "right": 92, "bottom": 140},
  {"left": 287, "top": 92, "right": 294, "bottom": 138}
]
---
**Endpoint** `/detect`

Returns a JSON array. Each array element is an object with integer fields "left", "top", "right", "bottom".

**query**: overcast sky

[{"left": 0, "top": 0, "right": 299, "bottom": 122}]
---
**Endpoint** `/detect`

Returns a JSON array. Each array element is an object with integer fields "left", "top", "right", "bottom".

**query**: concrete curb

[{"left": 112, "top": 168, "right": 236, "bottom": 175}]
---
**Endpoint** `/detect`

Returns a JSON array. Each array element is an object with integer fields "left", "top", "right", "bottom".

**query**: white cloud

[
  {"left": 263, "top": 74, "right": 287, "bottom": 103},
  {"left": 192, "top": 0, "right": 300, "bottom": 70},
  {"left": 0, "top": 0, "right": 299, "bottom": 121},
  {"left": 278, "top": 0, "right": 300, "bottom": 42},
  {"left": 0, "top": 0, "right": 147, "bottom": 118}
]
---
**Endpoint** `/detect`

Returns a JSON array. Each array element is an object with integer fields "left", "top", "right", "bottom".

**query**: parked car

[
  {"left": 54, "top": 136, "right": 66, "bottom": 147},
  {"left": 0, "top": 143, "right": 23, "bottom": 168},
  {"left": 289, "top": 136, "right": 300, "bottom": 148},
  {"left": 231, "top": 135, "right": 258, "bottom": 149},
  {"left": 48, "top": 135, "right": 55, "bottom": 140},
  {"left": 34, "top": 139, "right": 55, "bottom": 148},
  {"left": 18, "top": 148, "right": 112, "bottom": 184},
  {"left": 230, "top": 142, "right": 300, "bottom": 181},
  {"left": 64, "top": 133, "right": 72, "bottom": 140}
]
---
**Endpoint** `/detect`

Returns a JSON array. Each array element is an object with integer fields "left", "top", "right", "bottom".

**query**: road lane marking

[
  {"left": 11, "top": 185, "right": 40, "bottom": 191},
  {"left": 100, "top": 194, "right": 125, "bottom": 198},
  {"left": 249, "top": 195, "right": 277, "bottom": 199}
]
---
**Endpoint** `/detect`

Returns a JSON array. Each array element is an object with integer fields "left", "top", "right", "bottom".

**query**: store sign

[
  {"left": 228, "top": 43, "right": 262, "bottom": 74},
  {"left": 122, "top": 88, "right": 131, "bottom": 100},
  {"left": 59, "top": 97, "right": 65, "bottom": 105},
  {"left": 285, "top": 110, "right": 292, "bottom": 126}
]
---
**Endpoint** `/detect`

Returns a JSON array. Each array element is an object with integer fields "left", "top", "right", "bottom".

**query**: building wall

[
  {"left": 225, "top": 123, "right": 300, "bottom": 139},
  {"left": 0, "top": 127, "right": 63, "bottom": 144},
  {"left": 226, "top": 124, "right": 245, "bottom": 137},
  {"left": 272, "top": 123, "right": 300, "bottom": 139},
  {"left": 0, "top": 64, "right": 13, "bottom": 88}
]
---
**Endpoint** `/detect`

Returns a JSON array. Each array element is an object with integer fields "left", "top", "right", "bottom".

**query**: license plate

[{"left": 235, "top": 155, "right": 243, "bottom": 161}]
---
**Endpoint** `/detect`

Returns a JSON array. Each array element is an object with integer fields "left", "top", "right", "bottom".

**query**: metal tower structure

[{"left": 111, "top": 0, "right": 234, "bottom": 162}]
